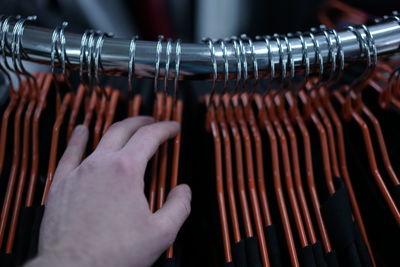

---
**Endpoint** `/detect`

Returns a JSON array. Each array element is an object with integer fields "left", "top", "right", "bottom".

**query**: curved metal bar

[{"left": 2, "top": 18, "right": 400, "bottom": 80}]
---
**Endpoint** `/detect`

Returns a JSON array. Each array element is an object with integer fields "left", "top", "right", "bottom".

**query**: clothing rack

[{"left": 3, "top": 16, "right": 400, "bottom": 80}]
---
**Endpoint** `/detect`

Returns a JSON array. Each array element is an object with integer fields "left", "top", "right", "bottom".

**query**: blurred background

[{"left": 0, "top": 0, "right": 397, "bottom": 41}]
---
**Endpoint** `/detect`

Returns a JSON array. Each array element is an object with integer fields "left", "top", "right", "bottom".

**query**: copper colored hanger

[
  {"left": 216, "top": 101, "right": 242, "bottom": 244},
  {"left": 316, "top": 26, "right": 376, "bottom": 265},
  {"left": 66, "top": 84, "right": 85, "bottom": 140},
  {"left": 209, "top": 96, "right": 233, "bottom": 264},
  {"left": 148, "top": 92, "right": 163, "bottom": 212},
  {"left": 215, "top": 40, "right": 241, "bottom": 245},
  {"left": 334, "top": 89, "right": 400, "bottom": 225},
  {"left": 6, "top": 72, "right": 45, "bottom": 254},
  {"left": 42, "top": 93, "right": 72, "bottom": 205},
  {"left": 166, "top": 40, "right": 183, "bottom": 258},
  {"left": 42, "top": 22, "right": 72, "bottom": 198},
  {"left": 157, "top": 39, "right": 174, "bottom": 211},
  {"left": 224, "top": 40, "right": 254, "bottom": 241},
  {"left": 5, "top": 46, "right": 45, "bottom": 254},
  {"left": 128, "top": 35, "right": 142, "bottom": 117},
  {"left": 302, "top": 32, "right": 336, "bottom": 195},
  {"left": 1, "top": 16, "right": 40, "bottom": 245},
  {"left": 0, "top": 16, "right": 20, "bottom": 177},
  {"left": 156, "top": 94, "right": 173, "bottom": 209},
  {"left": 269, "top": 35, "right": 309, "bottom": 249},
  {"left": 66, "top": 28, "right": 91, "bottom": 140},
  {"left": 284, "top": 31, "right": 333, "bottom": 253},
  {"left": 223, "top": 95, "right": 254, "bottom": 239},
  {"left": 285, "top": 92, "right": 333, "bottom": 254},
  {"left": 235, "top": 38, "right": 269, "bottom": 267},
  {"left": 0, "top": 81, "right": 29, "bottom": 248},
  {"left": 93, "top": 91, "right": 107, "bottom": 149},
  {"left": 256, "top": 35, "right": 300, "bottom": 265},
  {"left": 299, "top": 88, "right": 336, "bottom": 194},
  {"left": 280, "top": 34, "right": 318, "bottom": 245},
  {"left": 25, "top": 73, "right": 53, "bottom": 208},
  {"left": 103, "top": 88, "right": 120, "bottom": 133},
  {"left": 267, "top": 93, "right": 309, "bottom": 249},
  {"left": 241, "top": 36, "right": 273, "bottom": 229},
  {"left": 353, "top": 92, "right": 400, "bottom": 186},
  {"left": 92, "top": 32, "right": 112, "bottom": 148},
  {"left": 255, "top": 93, "right": 299, "bottom": 267},
  {"left": 82, "top": 31, "right": 99, "bottom": 130},
  {"left": 205, "top": 38, "right": 232, "bottom": 264},
  {"left": 148, "top": 36, "right": 164, "bottom": 212},
  {"left": 330, "top": 25, "right": 399, "bottom": 223},
  {"left": 355, "top": 25, "right": 400, "bottom": 187}
]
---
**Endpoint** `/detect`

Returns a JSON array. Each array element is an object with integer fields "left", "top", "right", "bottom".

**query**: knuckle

[
  {"left": 113, "top": 154, "right": 136, "bottom": 176},
  {"left": 132, "top": 116, "right": 154, "bottom": 124},
  {"left": 136, "top": 124, "right": 156, "bottom": 138},
  {"left": 108, "top": 120, "right": 123, "bottom": 132}
]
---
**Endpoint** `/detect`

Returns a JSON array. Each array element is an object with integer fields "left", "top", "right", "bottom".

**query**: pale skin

[{"left": 25, "top": 117, "right": 192, "bottom": 267}]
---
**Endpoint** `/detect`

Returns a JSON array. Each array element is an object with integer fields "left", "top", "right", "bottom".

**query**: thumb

[{"left": 153, "top": 184, "right": 191, "bottom": 242}]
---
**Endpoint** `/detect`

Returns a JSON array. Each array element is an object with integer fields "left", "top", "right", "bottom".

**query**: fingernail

[
  {"left": 137, "top": 116, "right": 155, "bottom": 122},
  {"left": 73, "top": 125, "right": 87, "bottom": 135}
]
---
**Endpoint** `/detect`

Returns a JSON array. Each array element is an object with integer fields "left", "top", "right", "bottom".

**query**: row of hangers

[
  {"left": 0, "top": 15, "right": 184, "bottom": 266},
  {"left": 204, "top": 17, "right": 400, "bottom": 267}
]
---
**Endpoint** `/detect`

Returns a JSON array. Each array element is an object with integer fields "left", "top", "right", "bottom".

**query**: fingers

[
  {"left": 54, "top": 125, "right": 88, "bottom": 180},
  {"left": 96, "top": 116, "right": 154, "bottom": 152},
  {"left": 153, "top": 184, "right": 191, "bottom": 242},
  {"left": 121, "top": 121, "right": 180, "bottom": 164}
]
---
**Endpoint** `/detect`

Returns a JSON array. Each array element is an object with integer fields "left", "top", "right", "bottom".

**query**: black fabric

[
  {"left": 244, "top": 237, "right": 262, "bottom": 267},
  {"left": 0, "top": 253, "right": 14, "bottom": 267},
  {"left": 26, "top": 206, "right": 45, "bottom": 261},
  {"left": 224, "top": 262, "right": 235, "bottom": 267},
  {"left": 162, "top": 258, "right": 176, "bottom": 267},
  {"left": 394, "top": 185, "right": 400, "bottom": 208},
  {"left": 312, "top": 242, "right": 327, "bottom": 267},
  {"left": 324, "top": 251, "right": 339, "bottom": 267},
  {"left": 342, "top": 118, "right": 399, "bottom": 266},
  {"left": 353, "top": 222, "right": 373, "bottom": 267},
  {"left": 232, "top": 240, "right": 247, "bottom": 267},
  {"left": 264, "top": 225, "right": 283, "bottom": 267},
  {"left": 299, "top": 245, "right": 316, "bottom": 267},
  {"left": 321, "top": 178, "right": 364, "bottom": 267},
  {"left": 13, "top": 207, "right": 36, "bottom": 266}
]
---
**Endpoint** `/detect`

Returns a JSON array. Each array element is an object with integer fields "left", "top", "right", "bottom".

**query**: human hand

[{"left": 26, "top": 117, "right": 191, "bottom": 267}]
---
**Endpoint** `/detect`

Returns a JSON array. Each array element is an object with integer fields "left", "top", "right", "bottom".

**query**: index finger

[{"left": 120, "top": 121, "right": 180, "bottom": 165}]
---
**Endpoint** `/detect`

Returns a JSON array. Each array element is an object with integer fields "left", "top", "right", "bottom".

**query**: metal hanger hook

[
  {"left": 94, "top": 31, "right": 113, "bottom": 97},
  {"left": 218, "top": 39, "right": 229, "bottom": 94},
  {"left": 307, "top": 30, "right": 324, "bottom": 85},
  {"left": 86, "top": 30, "right": 100, "bottom": 92},
  {"left": 330, "top": 28, "right": 344, "bottom": 83},
  {"left": 241, "top": 34, "right": 259, "bottom": 97},
  {"left": 296, "top": 31, "right": 310, "bottom": 83},
  {"left": 128, "top": 35, "right": 139, "bottom": 98},
  {"left": 237, "top": 36, "right": 248, "bottom": 94},
  {"left": 163, "top": 38, "right": 173, "bottom": 97},
  {"left": 173, "top": 38, "right": 181, "bottom": 103},
  {"left": 319, "top": 25, "right": 336, "bottom": 86},
  {"left": 154, "top": 35, "right": 164, "bottom": 94},
  {"left": 230, "top": 38, "right": 242, "bottom": 94},
  {"left": 359, "top": 24, "right": 377, "bottom": 73},
  {"left": 273, "top": 33, "right": 286, "bottom": 93},
  {"left": 0, "top": 15, "right": 16, "bottom": 91},
  {"left": 79, "top": 29, "right": 94, "bottom": 87},
  {"left": 13, "top": 15, "right": 38, "bottom": 90},
  {"left": 202, "top": 37, "right": 217, "bottom": 107},
  {"left": 346, "top": 25, "right": 371, "bottom": 88},
  {"left": 58, "top": 21, "right": 70, "bottom": 79}
]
